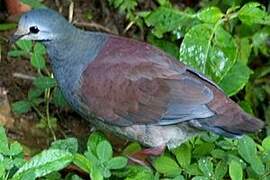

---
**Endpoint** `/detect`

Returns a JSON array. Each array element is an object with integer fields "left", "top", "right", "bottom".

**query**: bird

[{"left": 12, "top": 8, "right": 264, "bottom": 150}]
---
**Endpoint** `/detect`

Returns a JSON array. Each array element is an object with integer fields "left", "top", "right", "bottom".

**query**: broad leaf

[
  {"left": 145, "top": 7, "right": 194, "bottom": 37},
  {"left": 218, "top": 62, "right": 252, "bottom": 96},
  {"left": 33, "top": 76, "right": 57, "bottom": 90},
  {"left": 172, "top": 143, "right": 191, "bottom": 168},
  {"left": 198, "top": 158, "right": 214, "bottom": 178},
  {"left": 179, "top": 24, "right": 237, "bottom": 83},
  {"left": 13, "top": 149, "right": 73, "bottom": 179},
  {"left": 197, "top": 7, "right": 224, "bottom": 23},
  {"left": 238, "top": 2, "right": 268, "bottom": 25},
  {"left": 229, "top": 160, "right": 243, "bottom": 180},
  {"left": 50, "top": 138, "right": 78, "bottom": 154},
  {"left": 96, "top": 141, "right": 113, "bottom": 162},
  {"left": 153, "top": 156, "right": 181, "bottom": 177},
  {"left": 107, "top": 156, "right": 128, "bottom": 169},
  {"left": 12, "top": 100, "right": 32, "bottom": 114}
]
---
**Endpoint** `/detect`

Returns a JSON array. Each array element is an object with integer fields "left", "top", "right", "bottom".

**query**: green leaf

[
  {"left": 8, "top": 50, "right": 29, "bottom": 58},
  {"left": 21, "top": 0, "right": 45, "bottom": 8},
  {"left": 12, "top": 100, "right": 32, "bottom": 114},
  {"left": 34, "top": 43, "right": 46, "bottom": 55},
  {"left": 238, "top": 37, "right": 251, "bottom": 65},
  {"left": 172, "top": 143, "right": 191, "bottom": 168},
  {"left": 145, "top": 7, "right": 194, "bottom": 38},
  {"left": 197, "top": 7, "right": 224, "bottom": 23},
  {"left": 87, "top": 132, "right": 107, "bottom": 155},
  {"left": 84, "top": 151, "right": 98, "bottom": 164},
  {"left": 238, "top": 136, "right": 257, "bottom": 163},
  {"left": 8, "top": 142, "right": 23, "bottom": 156},
  {"left": 147, "top": 34, "right": 179, "bottom": 58},
  {"left": 252, "top": 27, "right": 270, "bottom": 56},
  {"left": 0, "top": 23, "right": 16, "bottom": 31},
  {"left": 198, "top": 158, "right": 214, "bottom": 178},
  {"left": 262, "top": 136, "right": 270, "bottom": 152},
  {"left": 90, "top": 165, "right": 103, "bottom": 180},
  {"left": 31, "top": 52, "right": 45, "bottom": 69},
  {"left": 153, "top": 156, "right": 181, "bottom": 177},
  {"left": 218, "top": 62, "right": 252, "bottom": 96},
  {"left": 73, "top": 153, "right": 92, "bottom": 173},
  {"left": 96, "top": 141, "right": 113, "bottom": 162},
  {"left": 229, "top": 160, "right": 243, "bottom": 180},
  {"left": 185, "top": 163, "right": 203, "bottom": 176},
  {"left": 192, "top": 176, "right": 209, "bottom": 180},
  {"left": 180, "top": 24, "right": 237, "bottom": 83},
  {"left": 238, "top": 2, "right": 267, "bottom": 25},
  {"left": 122, "top": 142, "right": 141, "bottom": 156},
  {"left": 193, "top": 142, "right": 215, "bottom": 157},
  {"left": 33, "top": 76, "right": 57, "bottom": 90},
  {"left": 215, "top": 161, "right": 227, "bottom": 180},
  {"left": 216, "top": 139, "right": 235, "bottom": 150},
  {"left": 239, "top": 100, "right": 254, "bottom": 114},
  {"left": 13, "top": 149, "right": 73, "bottom": 179},
  {"left": 28, "top": 88, "right": 43, "bottom": 100},
  {"left": 0, "top": 126, "right": 9, "bottom": 154},
  {"left": 52, "top": 87, "right": 68, "bottom": 107},
  {"left": 251, "top": 156, "right": 265, "bottom": 175},
  {"left": 238, "top": 136, "right": 264, "bottom": 175},
  {"left": 50, "top": 138, "right": 78, "bottom": 154},
  {"left": 107, "top": 156, "right": 128, "bottom": 169},
  {"left": 16, "top": 40, "right": 32, "bottom": 52}
]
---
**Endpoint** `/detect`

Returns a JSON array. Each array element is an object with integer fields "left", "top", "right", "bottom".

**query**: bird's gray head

[{"left": 12, "top": 8, "right": 75, "bottom": 42}]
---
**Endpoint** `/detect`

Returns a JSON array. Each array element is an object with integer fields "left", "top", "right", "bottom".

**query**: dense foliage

[{"left": 2, "top": 0, "right": 270, "bottom": 179}]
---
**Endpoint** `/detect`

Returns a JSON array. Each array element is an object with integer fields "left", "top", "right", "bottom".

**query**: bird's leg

[{"left": 127, "top": 145, "right": 166, "bottom": 166}]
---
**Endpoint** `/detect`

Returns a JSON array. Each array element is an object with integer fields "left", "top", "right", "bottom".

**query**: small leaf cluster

[
  {"left": 9, "top": 40, "right": 67, "bottom": 138},
  {"left": 152, "top": 133, "right": 270, "bottom": 179},
  {"left": 73, "top": 132, "right": 128, "bottom": 180},
  {"left": 0, "top": 127, "right": 25, "bottom": 180},
  {"left": 0, "top": 127, "right": 131, "bottom": 180}
]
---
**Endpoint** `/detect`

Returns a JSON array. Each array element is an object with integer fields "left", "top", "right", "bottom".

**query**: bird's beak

[{"left": 9, "top": 30, "right": 29, "bottom": 44}]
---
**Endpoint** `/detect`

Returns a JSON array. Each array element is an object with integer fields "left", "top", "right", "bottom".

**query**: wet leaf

[
  {"left": 13, "top": 149, "right": 73, "bottom": 179},
  {"left": 179, "top": 24, "right": 237, "bottom": 83},
  {"left": 198, "top": 158, "right": 214, "bottom": 178},
  {"left": 145, "top": 7, "right": 194, "bottom": 37},
  {"left": 215, "top": 161, "right": 227, "bottom": 180},
  {"left": 197, "top": 7, "right": 224, "bottom": 23},
  {"left": 50, "top": 138, "right": 78, "bottom": 154}
]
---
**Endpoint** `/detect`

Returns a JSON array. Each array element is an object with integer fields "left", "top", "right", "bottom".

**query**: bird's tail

[{"left": 190, "top": 111, "right": 264, "bottom": 138}]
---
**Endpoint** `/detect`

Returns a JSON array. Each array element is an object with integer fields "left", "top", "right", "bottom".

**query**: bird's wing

[{"left": 78, "top": 36, "right": 215, "bottom": 126}]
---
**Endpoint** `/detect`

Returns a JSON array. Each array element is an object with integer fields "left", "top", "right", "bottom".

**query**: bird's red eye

[{"left": 29, "top": 26, "right": 39, "bottom": 34}]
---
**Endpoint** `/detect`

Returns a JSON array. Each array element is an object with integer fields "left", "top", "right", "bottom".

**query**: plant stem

[{"left": 45, "top": 88, "right": 56, "bottom": 141}]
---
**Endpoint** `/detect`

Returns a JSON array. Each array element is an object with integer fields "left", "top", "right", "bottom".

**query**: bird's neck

[{"left": 43, "top": 29, "right": 107, "bottom": 108}]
